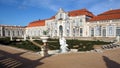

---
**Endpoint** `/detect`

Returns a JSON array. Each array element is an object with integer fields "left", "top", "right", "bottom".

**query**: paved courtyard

[{"left": 0, "top": 44, "right": 120, "bottom": 68}]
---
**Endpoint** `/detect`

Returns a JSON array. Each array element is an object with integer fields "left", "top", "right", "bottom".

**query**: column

[{"left": 10, "top": 30, "right": 13, "bottom": 41}]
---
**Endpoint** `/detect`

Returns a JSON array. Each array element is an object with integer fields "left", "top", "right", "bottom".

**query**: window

[
  {"left": 107, "top": 25, "right": 114, "bottom": 36},
  {"left": 102, "top": 27, "right": 106, "bottom": 37},
  {"left": 12, "top": 31, "right": 15, "bottom": 36},
  {"left": 95, "top": 26, "right": 101, "bottom": 36},
  {"left": 17, "top": 31, "right": 19, "bottom": 36},
  {"left": 58, "top": 13, "right": 63, "bottom": 20},
  {"left": 116, "top": 27, "right": 120, "bottom": 36},
  {"left": 80, "top": 28, "right": 82, "bottom": 36},
  {"left": 79, "top": 19, "right": 82, "bottom": 26},
  {"left": 80, "top": 19, "right": 82, "bottom": 22},
  {"left": 91, "top": 28, "right": 94, "bottom": 36},
  {"left": 67, "top": 29, "right": 69, "bottom": 36},
  {"left": 73, "top": 28, "right": 75, "bottom": 36},
  {"left": 60, "top": 13, "right": 62, "bottom": 18}
]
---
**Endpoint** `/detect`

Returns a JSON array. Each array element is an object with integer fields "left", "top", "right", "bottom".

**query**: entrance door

[{"left": 59, "top": 25, "right": 63, "bottom": 37}]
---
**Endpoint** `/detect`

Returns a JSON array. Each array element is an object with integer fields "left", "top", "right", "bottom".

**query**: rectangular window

[
  {"left": 91, "top": 28, "right": 94, "bottom": 36},
  {"left": 79, "top": 19, "right": 82, "bottom": 26},
  {"left": 116, "top": 27, "right": 120, "bottom": 36},
  {"left": 102, "top": 27, "right": 106, "bottom": 37},
  {"left": 67, "top": 29, "right": 69, "bottom": 36},
  {"left": 80, "top": 28, "right": 82, "bottom": 36}
]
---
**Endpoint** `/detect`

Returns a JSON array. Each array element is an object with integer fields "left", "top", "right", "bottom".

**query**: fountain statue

[{"left": 59, "top": 37, "right": 69, "bottom": 53}]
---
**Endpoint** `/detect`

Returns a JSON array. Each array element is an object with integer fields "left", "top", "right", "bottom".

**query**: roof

[
  {"left": 89, "top": 9, "right": 120, "bottom": 21},
  {"left": 48, "top": 16, "right": 55, "bottom": 20},
  {"left": 68, "top": 9, "right": 94, "bottom": 17},
  {"left": 27, "top": 20, "right": 45, "bottom": 27},
  {"left": 27, "top": 8, "right": 94, "bottom": 27},
  {"left": 48, "top": 9, "right": 94, "bottom": 20}
]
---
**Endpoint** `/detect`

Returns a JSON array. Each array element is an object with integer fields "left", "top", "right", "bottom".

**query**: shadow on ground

[
  {"left": 0, "top": 50, "right": 48, "bottom": 68},
  {"left": 103, "top": 56, "right": 120, "bottom": 68}
]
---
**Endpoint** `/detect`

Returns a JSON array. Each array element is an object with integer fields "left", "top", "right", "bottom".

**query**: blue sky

[{"left": 0, "top": 0, "right": 120, "bottom": 26}]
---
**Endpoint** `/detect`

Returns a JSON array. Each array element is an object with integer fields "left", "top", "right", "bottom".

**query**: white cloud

[
  {"left": 20, "top": 0, "right": 60, "bottom": 11},
  {"left": 89, "top": 0, "right": 120, "bottom": 15},
  {"left": 1, "top": 0, "right": 119, "bottom": 14}
]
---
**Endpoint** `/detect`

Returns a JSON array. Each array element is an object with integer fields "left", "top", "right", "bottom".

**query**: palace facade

[
  {"left": 0, "top": 25, "right": 25, "bottom": 38},
  {"left": 26, "top": 8, "right": 120, "bottom": 39}
]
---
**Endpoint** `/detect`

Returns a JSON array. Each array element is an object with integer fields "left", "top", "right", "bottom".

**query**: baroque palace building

[
  {"left": 26, "top": 8, "right": 120, "bottom": 39},
  {"left": 0, "top": 25, "right": 25, "bottom": 38}
]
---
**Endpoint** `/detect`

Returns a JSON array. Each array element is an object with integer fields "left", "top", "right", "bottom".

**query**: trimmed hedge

[
  {"left": 0, "top": 37, "right": 11, "bottom": 45},
  {"left": 34, "top": 39, "right": 111, "bottom": 51},
  {"left": 67, "top": 39, "right": 110, "bottom": 51},
  {"left": 10, "top": 40, "right": 41, "bottom": 52},
  {"left": 0, "top": 37, "right": 41, "bottom": 52},
  {"left": 0, "top": 37, "right": 111, "bottom": 52},
  {"left": 34, "top": 39, "right": 60, "bottom": 50}
]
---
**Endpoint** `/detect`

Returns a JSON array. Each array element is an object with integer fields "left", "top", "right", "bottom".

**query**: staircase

[{"left": 28, "top": 40, "right": 42, "bottom": 48}]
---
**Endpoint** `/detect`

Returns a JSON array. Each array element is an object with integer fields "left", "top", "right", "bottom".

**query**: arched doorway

[{"left": 59, "top": 25, "right": 63, "bottom": 37}]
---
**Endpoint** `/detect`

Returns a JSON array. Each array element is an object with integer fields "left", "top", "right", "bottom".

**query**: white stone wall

[
  {"left": 45, "top": 11, "right": 88, "bottom": 38},
  {"left": 0, "top": 25, "right": 25, "bottom": 37},
  {"left": 26, "top": 26, "right": 46, "bottom": 37},
  {"left": 88, "top": 19, "right": 120, "bottom": 37}
]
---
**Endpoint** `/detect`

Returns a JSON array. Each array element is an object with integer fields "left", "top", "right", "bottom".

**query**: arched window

[
  {"left": 95, "top": 26, "right": 101, "bottom": 36},
  {"left": 59, "top": 25, "right": 63, "bottom": 37},
  {"left": 107, "top": 25, "right": 114, "bottom": 36}
]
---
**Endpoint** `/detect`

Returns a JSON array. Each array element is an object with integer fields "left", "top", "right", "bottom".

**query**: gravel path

[{"left": 0, "top": 44, "right": 120, "bottom": 68}]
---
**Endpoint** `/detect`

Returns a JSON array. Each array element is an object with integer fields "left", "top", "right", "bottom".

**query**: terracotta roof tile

[
  {"left": 89, "top": 9, "right": 120, "bottom": 21},
  {"left": 48, "top": 9, "right": 94, "bottom": 20},
  {"left": 27, "top": 20, "right": 45, "bottom": 27},
  {"left": 48, "top": 16, "right": 55, "bottom": 20},
  {"left": 68, "top": 9, "right": 94, "bottom": 17}
]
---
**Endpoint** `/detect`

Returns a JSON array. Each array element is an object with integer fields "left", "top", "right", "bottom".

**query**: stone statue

[{"left": 59, "top": 37, "right": 69, "bottom": 53}]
